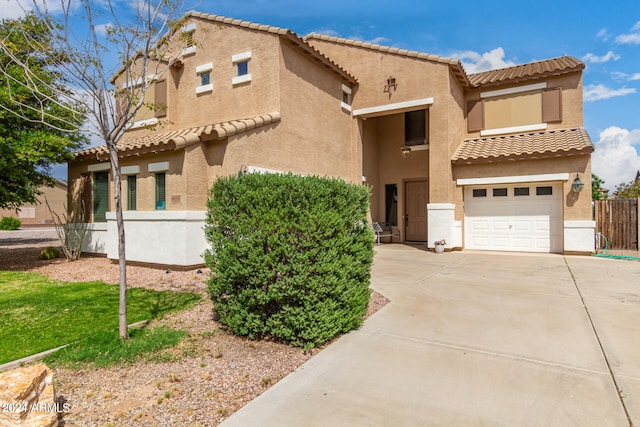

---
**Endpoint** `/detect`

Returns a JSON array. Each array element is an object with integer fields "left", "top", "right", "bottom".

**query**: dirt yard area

[{"left": 0, "top": 228, "right": 386, "bottom": 426}]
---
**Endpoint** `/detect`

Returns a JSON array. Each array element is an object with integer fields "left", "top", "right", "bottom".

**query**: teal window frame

[
  {"left": 93, "top": 171, "right": 109, "bottom": 222},
  {"left": 155, "top": 172, "right": 166, "bottom": 210},
  {"left": 127, "top": 175, "right": 137, "bottom": 211}
]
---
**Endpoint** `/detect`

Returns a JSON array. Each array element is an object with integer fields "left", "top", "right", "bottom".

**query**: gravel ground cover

[{"left": 0, "top": 228, "right": 387, "bottom": 426}]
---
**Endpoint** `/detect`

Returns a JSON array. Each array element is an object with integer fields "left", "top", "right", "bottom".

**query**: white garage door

[{"left": 464, "top": 183, "right": 563, "bottom": 253}]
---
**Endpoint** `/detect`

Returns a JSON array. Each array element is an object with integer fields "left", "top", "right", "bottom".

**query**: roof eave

[{"left": 452, "top": 148, "right": 594, "bottom": 166}]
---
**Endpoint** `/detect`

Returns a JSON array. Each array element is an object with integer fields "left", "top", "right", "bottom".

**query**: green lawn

[{"left": 0, "top": 271, "right": 201, "bottom": 365}]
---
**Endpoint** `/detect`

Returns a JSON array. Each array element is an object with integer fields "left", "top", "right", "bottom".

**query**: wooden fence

[{"left": 594, "top": 199, "right": 639, "bottom": 250}]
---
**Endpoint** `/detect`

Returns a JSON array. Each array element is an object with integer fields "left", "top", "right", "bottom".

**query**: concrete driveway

[{"left": 221, "top": 245, "right": 640, "bottom": 426}]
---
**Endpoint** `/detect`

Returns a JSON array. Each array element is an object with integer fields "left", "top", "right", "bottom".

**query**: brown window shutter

[
  {"left": 154, "top": 79, "right": 167, "bottom": 118},
  {"left": 467, "top": 99, "right": 484, "bottom": 132},
  {"left": 542, "top": 87, "right": 562, "bottom": 123}
]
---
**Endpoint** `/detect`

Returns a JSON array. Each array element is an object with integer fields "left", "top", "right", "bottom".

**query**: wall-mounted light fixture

[
  {"left": 571, "top": 174, "right": 584, "bottom": 193},
  {"left": 384, "top": 77, "right": 397, "bottom": 93},
  {"left": 400, "top": 144, "right": 412, "bottom": 158}
]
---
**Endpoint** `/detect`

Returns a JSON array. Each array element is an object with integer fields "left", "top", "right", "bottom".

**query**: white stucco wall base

[
  {"left": 427, "top": 203, "right": 457, "bottom": 249},
  {"left": 81, "top": 211, "right": 208, "bottom": 266},
  {"left": 564, "top": 220, "right": 596, "bottom": 253},
  {"left": 81, "top": 223, "right": 109, "bottom": 254}
]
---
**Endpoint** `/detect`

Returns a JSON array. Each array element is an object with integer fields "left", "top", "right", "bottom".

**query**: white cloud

[
  {"left": 582, "top": 51, "right": 620, "bottom": 64},
  {"left": 615, "top": 21, "right": 640, "bottom": 44},
  {"left": 597, "top": 28, "right": 609, "bottom": 41},
  {"left": 583, "top": 84, "right": 636, "bottom": 101},
  {"left": 309, "top": 28, "right": 341, "bottom": 38},
  {"left": 95, "top": 22, "right": 113, "bottom": 37},
  {"left": 452, "top": 47, "right": 516, "bottom": 73},
  {"left": 612, "top": 71, "right": 640, "bottom": 82},
  {"left": 367, "top": 36, "right": 390, "bottom": 45},
  {"left": 592, "top": 126, "right": 640, "bottom": 188},
  {"left": 0, "top": 0, "right": 83, "bottom": 19},
  {"left": 0, "top": 0, "right": 30, "bottom": 19}
]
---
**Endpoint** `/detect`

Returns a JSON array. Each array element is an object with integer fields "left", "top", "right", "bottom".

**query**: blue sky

[{"left": 2, "top": 0, "right": 640, "bottom": 189}]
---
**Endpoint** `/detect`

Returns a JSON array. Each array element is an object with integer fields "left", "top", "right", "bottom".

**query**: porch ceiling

[{"left": 452, "top": 127, "right": 594, "bottom": 165}]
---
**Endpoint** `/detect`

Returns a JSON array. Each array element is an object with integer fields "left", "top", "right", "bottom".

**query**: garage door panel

[
  {"left": 464, "top": 183, "right": 562, "bottom": 253},
  {"left": 493, "top": 237, "right": 509, "bottom": 248},
  {"left": 493, "top": 220, "right": 509, "bottom": 231},
  {"left": 513, "top": 238, "right": 533, "bottom": 249}
]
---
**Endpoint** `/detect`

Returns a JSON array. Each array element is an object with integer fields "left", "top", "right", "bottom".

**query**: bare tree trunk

[{"left": 110, "top": 148, "right": 128, "bottom": 339}]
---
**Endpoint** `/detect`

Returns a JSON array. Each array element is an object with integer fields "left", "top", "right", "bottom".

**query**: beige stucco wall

[
  {"left": 307, "top": 38, "right": 467, "bottom": 234},
  {"left": 0, "top": 181, "right": 67, "bottom": 225},
  {"left": 71, "top": 22, "right": 357, "bottom": 215},
  {"left": 363, "top": 114, "right": 429, "bottom": 227},
  {"left": 119, "top": 17, "right": 282, "bottom": 137}
]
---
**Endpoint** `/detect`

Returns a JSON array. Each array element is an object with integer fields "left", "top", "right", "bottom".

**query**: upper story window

[
  {"left": 200, "top": 71, "right": 210, "bottom": 86},
  {"left": 467, "top": 82, "right": 562, "bottom": 136},
  {"left": 232, "top": 51, "right": 252, "bottom": 85},
  {"left": 341, "top": 84, "right": 352, "bottom": 113},
  {"left": 195, "top": 63, "right": 213, "bottom": 94},
  {"left": 181, "top": 23, "right": 196, "bottom": 56},
  {"left": 120, "top": 74, "right": 166, "bottom": 129},
  {"left": 237, "top": 61, "right": 249, "bottom": 76},
  {"left": 405, "top": 109, "right": 428, "bottom": 146}
]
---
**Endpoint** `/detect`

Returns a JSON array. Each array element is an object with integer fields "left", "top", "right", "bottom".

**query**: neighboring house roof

[
  {"left": 468, "top": 56, "right": 584, "bottom": 88},
  {"left": 304, "top": 33, "right": 472, "bottom": 89},
  {"left": 452, "top": 127, "right": 594, "bottom": 164},
  {"left": 75, "top": 112, "right": 281, "bottom": 160}
]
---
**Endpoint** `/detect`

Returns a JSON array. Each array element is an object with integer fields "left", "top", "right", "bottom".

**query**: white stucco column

[
  {"left": 564, "top": 220, "right": 596, "bottom": 253},
  {"left": 427, "top": 203, "right": 458, "bottom": 249}
]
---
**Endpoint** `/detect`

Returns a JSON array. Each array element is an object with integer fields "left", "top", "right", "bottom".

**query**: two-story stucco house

[{"left": 69, "top": 11, "right": 595, "bottom": 268}]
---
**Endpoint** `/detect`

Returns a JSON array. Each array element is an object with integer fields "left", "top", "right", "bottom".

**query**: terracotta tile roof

[
  {"left": 468, "top": 56, "right": 584, "bottom": 87},
  {"left": 75, "top": 112, "right": 281, "bottom": 160},
  {"left": 452, "top": 128, "right": 594, "bottom": 164},
  {"left": 304, "top": 33, "right": 471, "bottom": 89},
  {"left": 186, "top": 12, "right": 357, "bottom": 85}
]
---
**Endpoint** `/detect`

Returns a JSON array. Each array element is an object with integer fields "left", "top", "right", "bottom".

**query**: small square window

[
  {"left": 343, "top": 92, "right": 350, "bottom": 105},
  {"left": 536, "top": 186, "right": 553, "bottom": 196},
  {"left": 472, "top": 189, "right": 487, "bottom": 197},
  {"left": 514, "top": 187, "right": 530, "bottom": 196},
  {"left": 200, "top": 72, "right": 210, "bottom": 86},
  {"left": 237, "top": 61, "right": 248, "bottom": 76},
  {"left": 493, "top": 188, "right": 507, "bottom": 197}
]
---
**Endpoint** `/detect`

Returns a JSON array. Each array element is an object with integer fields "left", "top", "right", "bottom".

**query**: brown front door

[{"left": 404, "top": 180, "right": 428, "bottom": 241}]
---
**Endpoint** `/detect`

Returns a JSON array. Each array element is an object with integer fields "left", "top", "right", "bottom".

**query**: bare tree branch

[{"left": 1, "top": 0, "right": 188, "bottom": 338}]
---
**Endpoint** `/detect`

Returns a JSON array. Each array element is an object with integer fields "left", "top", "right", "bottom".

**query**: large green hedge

[{"left": 204, "top": 173, "right": 373, "bottom": 349}]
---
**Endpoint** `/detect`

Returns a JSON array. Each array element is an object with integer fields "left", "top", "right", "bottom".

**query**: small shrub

[
  {"left": 0, "top": 216, "right": 21, "bottom": 230},
  {"left": 39, "top": 246, "right": 60, "bottom": 260},
  {"left": 205, "top": 173, "right": 373, "bottom": 349}
]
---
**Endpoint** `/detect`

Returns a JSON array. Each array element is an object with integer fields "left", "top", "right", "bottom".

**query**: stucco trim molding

[
  {"left": 480, "top": 82, "right": 547, "bottom": 99},
  {"left": 87, "top": 162, "right": 110, "bottom": 172},
  {"left": 105, "top": 211, "right": 207, "bottom": 222},
  {"left": 480, "top": 123, "right": 547, "bottom": 137},
  {"left": 457, "top": 173, "right": 570, "bottom": 186},
  {"left": 353, "top": 98, "right": 434, "bottom": 118}
]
